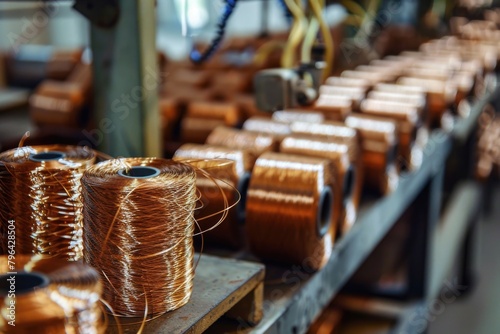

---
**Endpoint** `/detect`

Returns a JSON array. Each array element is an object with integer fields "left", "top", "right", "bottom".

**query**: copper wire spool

[
  {"left": 206, "top": 126, "right": 279, "bottom": 159},
  {"left": 318, "top": 85, "right": 366, "bottom": 110},
  {"left": 181, "top": 101, "right": 242, "bottom": 143},
  {"left": 345, "top": 115, "right": 399, "bottom": 194},
  {"left": 309, "top": 95, "right": 353, "bottom": 121},
  {"left": 356, "top": 65, "right": 402, "bottom": 78},
  {"left": 82, "top": 158, "right": 197, "bottom": 316},
  {"left": 160, "top": 97, "right": 180, "bottom": 141},
  {"left": 246, "top": 152, "right": 334, "bottom": 270},
  {"left": 242, "top": 117, "right": 292, "bottom": 141},
  {"left": 46, "top": 49, "right": 84, "bottom": 81},
  {"left": 340, "top": 70, "right": 392, "bottom": 86},
  {"left": 397, "top": 77, "right": 457, "bottom": 127},
  {"left": 360, "top": 99, "right": 420, "bottom": 169},
  {"left": 211, "top": 70, "right": 252, "bottom": 98},
  {"left": 272, "top": 110, "right": 325, "bottom": 124},
  {"left": 324, "top": 76, "right": 371, "bottom": 89},
  {"left": 0, "top": 145, "right": 96, "bottom": 259},
  {"left": 289, "top": 121, "right": 363, "bottom": 234},
  {"left": 29, "top": 81, "right": 86, "bottom": 128},
  {"left": 161, "top": 83, "right": 215, "bottom": 103},
  {"left": 0, "top": 255, "right": 104, "bottom": 333},
  {"left": 168, "top": 68, "right": 212, "bottom": 88},
  {"left": 181, "top": 117, "right": 226, "bottom": 144},
  {"left": 231, "top": 94, "right": 268, "bottom": 119},
  {"left": 280, "top": 135, "right": 356, "bottom": 236},
  {"left": 173, "top": 144, "right": 253, "bottom": 248}
]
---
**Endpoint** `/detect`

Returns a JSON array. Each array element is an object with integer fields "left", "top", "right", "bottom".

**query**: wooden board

[{"left": 107, "top": 254, "right": 265, "bottom": 334}]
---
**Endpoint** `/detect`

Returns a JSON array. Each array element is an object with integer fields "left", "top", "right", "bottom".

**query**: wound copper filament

[
  {"left": 0, "top": 145, "right": 95, "bottom": 260},
  {"left": 0, "top": 255, "right": 104, "bottom": 333},
  {"left": 82, "top": 158, "right": 197, "bottom": 316},
  {"left": 246, "top": 152, "right": 334, "bottom": 270},
  {"left": 174, "top": 144, "right": 252, "bottom": 248}
]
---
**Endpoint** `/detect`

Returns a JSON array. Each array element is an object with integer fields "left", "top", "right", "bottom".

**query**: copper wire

[
  {"left": 206, "top": 126, "right": 279, "bottom": 159},
  {"left": 0, "top": 255, "right": 104, "bottom": 333},
  {"left": 280, "top": 130, "right": 361, "bottom": 236},
  {"left": 289, "top": 121, "right": 363, "bottom": 219},
  {"left": 82, "top": 158, "right": 197, "bottom": 316},
  {"left": 242, "top": 117, "right": 292, "bottom": 141},
  {"left": 0, "top": 145, "right": 96, "bottom": 260},
  {"left": 246, "top": 152, "right": 334, "bottom": 270},
  {"left": 360, "top": 99, "right": 420, "bottom": 168},
  {"left": 345, "top": 115, "right": 399, "bottom": 194},
  {"left": 174, "top": 144, "right": 252, "bottom": 248},
  {"left": 272, "top": 110, "right": 325, "bottom": 124}
]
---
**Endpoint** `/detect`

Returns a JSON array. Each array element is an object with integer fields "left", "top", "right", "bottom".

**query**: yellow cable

[
  {"left": 301, "top": 17, "right": 319, "bottom": 63},
  {"left": 282, "top": 0, "right": 308, "bottom": 68},
  {"left": 309, "top": 0, "right": 334, "bottom": 81},
  {"left": 341, "top": 0, "right": 367, "bottom": 19},
  {"left": 253, "top": 40, "right": 286, "bottom": 67}
]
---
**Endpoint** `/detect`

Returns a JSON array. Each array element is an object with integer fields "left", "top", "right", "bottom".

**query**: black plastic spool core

[
  {"left": 29, "top": 151, "right": 65, "bottom": 162},
  {"left": 317, "top": 186, "right": 333, "bottom": 237},
  {"left": 343, "top": 166, "right": 355, "bottom": 204},
  {"left": 118, "top": 166, "right": 161, "bottom": 179},
  {"left": 0, "top": 272, "right": 49, "bottom": 295},
  {"left": 236, "top": 172, "right": 251, "bottom": 224}
]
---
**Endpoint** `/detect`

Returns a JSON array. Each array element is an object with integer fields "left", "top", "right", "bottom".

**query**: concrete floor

[{"left": 429, "top": 183, "right": 500, "bottom": 334}]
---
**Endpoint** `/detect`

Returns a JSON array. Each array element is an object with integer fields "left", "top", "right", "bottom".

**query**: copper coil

[
  {"left": 29, "top": 81, "right": 86, "bottom": 128},
  {"left": 168, "top": 68, "right": 212, "bottom": 88},
  {"left": 211, "top": 70, "right": 252, "bottom": 99},
  {"left": 160, "top": 97, "right": 180, "bottom": 141},
  {"left": 161, "top": 83, "right": 215, "bottom": 103},
  {"left": 0, "top": 255, "right": 104, "bottom": 333},
  {"left": 309, "top": 95, "right": 353, "bottom": 121},
  {"left": 46, "top": 49, "right": 84, "bottom": 81},
  {"left": 187, "top": 101, "right": 241, "bottom": 124},
  {"left": 180, "top": 117, "right": 226, "bottom": 144},
  {"left": 324, "top": 76, "right": 371, "bottom": 89},
  {"left": 370, "top": 59, "right": 410, "bottom": 70},
  {"left": 242, "top": 117, "right": 292, "bottom": 141},
  {"left": 453, "top": 71, "right": 476, "bottom": 103},
  {"left": 345, "top": 114, "right": 399, "bottom": 194},
  {"left": 272, "top": 110, "right": 325, "bottom": 124},
  {"left": 374, "top": 83, "right": 425, "bottom": 95},
  {"left": 0, "top": 145, "right": 96, "bottom": 260},
  {"left": 246, "top": 152, "right": 334, "bottom": 270},
  {"left": 82, "top": 158, "right": 197, "bottom": 316},
  {"left": 404, "top": 67, "right": 451, "bottom": 81},
  {"left": 356, "top": 65, "right": 403, "bottom": 77},
  {"left": 206, "top": 126, "right": 279, "bottom": 158},
  {"left": 280, "top": 135, "right": 356, "bottom": 236},
  {"left": 360, "top": 99, "right": 420, "bottom": 169},
  {"left": 318, "top": 85, "right": 366, "bottom": 110},
  {"left": 231, "top": 94, "right": 268, "bottom": 119},
  {"left": 173, "top": 144, "right": 253, "bottom": 248},
  {"left": 181, "top": 100, "right": 241, "bottom": 143},
  {"left": 289, "top": 121, "right": 363, "bottom": 225},
  {"left": 340, "top": 70, "right": 393, "bottom": 86},
  {"left": 397, "top": 77, "right": 457, "bottom": 127}
]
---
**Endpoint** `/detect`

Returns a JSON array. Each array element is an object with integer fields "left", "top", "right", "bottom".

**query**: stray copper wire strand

[
  {"left": 0, "top": 145, "right": 96, "bottom": 259},
  {"left": 82, "top": 158, "right": 197, "bottom": 317}
]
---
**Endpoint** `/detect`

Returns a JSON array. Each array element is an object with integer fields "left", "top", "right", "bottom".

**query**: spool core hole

[
  {"left": 0, "top": 272, "right": 49, "bottom": 294},
  {"left": 118, "top": 166, "right": 161, "bottom": 179},
  {"left": 317, "top": 186, "right": 333, "bottom": 237},
  {"left": 30, "top": 151, "right": 65, "bottom": 162}
]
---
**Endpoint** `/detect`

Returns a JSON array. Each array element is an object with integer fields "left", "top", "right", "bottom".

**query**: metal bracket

[{"left": 73, "top": 0, "right": 120, "bottom": 28}]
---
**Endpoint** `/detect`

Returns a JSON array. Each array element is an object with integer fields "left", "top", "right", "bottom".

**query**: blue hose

[{"left": 189, "top": 0, "right": 238, "bottom": 64}]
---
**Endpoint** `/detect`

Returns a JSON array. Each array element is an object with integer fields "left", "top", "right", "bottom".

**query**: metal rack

[{"left": 205, "top": 85, "right": 499, "bottom": 333}]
